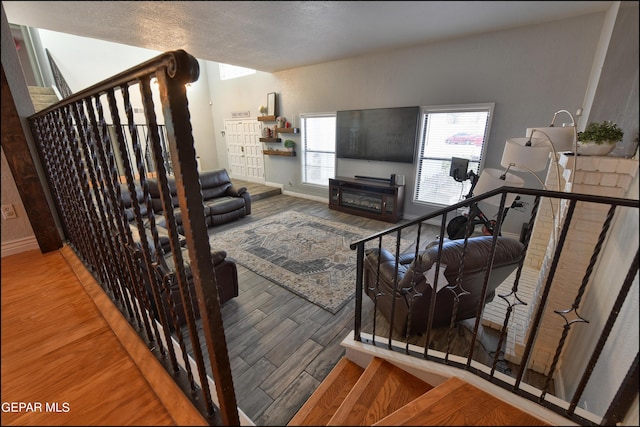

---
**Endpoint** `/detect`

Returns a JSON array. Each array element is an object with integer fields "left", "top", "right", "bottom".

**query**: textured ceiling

[{"left": 3, "top": 1, "right": 614, "bottom": 72}]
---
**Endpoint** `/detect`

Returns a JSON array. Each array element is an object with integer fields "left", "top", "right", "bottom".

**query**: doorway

[{"left": 224, "top": 119, "right": 265, "bottom": 183}]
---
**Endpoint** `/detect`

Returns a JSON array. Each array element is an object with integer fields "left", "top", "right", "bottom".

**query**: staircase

[
  {"left": 288, "top": 356, "right": 551, "bottom": 426},
  {"left": 28, "top": 86, "right": 60, "bottom": 112}
]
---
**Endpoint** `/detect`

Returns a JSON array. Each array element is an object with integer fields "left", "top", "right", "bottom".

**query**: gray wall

[
  {"left": 206, "top": 12, "right": 605, "bottom": 235},
  {"left": 591, "top": 2, "right": 639, "bottom": 157}
]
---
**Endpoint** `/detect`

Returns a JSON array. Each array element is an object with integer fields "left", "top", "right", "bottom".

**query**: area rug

[{"left": 209, "top": 210, "right": 411, "bottom": 313}]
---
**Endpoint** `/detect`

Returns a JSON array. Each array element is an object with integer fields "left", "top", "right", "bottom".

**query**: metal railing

[
  {"left": 46, "top": 48, "right": 72, "bottom": 99},
  {"left": 350, "top": 185, "right": 639, "bottom": 425},
  {"left": 109, "top": 124, "right": 173, "bottom": 176},
  {"left": 27, "top": 50, "right": 239, "bottom": 425}
]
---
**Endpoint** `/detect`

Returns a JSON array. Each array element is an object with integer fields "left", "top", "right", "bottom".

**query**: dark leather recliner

[
  {"left": 364, "top": 236, "right": 524, "bottom": 335},
  {"left": 119, "top": 182, "right": 148, "bottom": 222},
  {"left": 129, "top": 223, "right": 239, "bottom": 328},
  {"left": 159, "top": 245, "right": 239, "bottom": 327},
  {"left": 120, "top": 183, "right": 239, "bottom": 328},
  {"left": 147, "top": 169, "right": 251, "bottom": 232}
]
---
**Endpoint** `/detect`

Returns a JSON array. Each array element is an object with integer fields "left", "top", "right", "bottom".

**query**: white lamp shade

[
  {"left": 473, "top": 168, "right": 524, "bottom": 206},
  {"left": 501, "top": 137, "right": 551, "bottom": 172},
  {"left": 526, "top": 126, "right": 575, "bottom": 152}
]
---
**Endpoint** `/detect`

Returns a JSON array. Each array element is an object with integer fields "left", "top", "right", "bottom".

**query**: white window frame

[
  {"left": 218, "top": 63, "right": 256, "bottom": 80},
  {"left": 300, "top": 112, "right": 337, "bottom": 187},
  {"left": 413, "top": 103, "right": 494, "bottom": 207}
]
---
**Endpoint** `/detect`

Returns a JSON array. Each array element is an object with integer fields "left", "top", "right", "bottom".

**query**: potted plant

[
  {"left": 577, "top": 120, "right": 624, "bottom": 156},
  {"left": 284, "top": 139, "right": 296, "bottom": 151}
]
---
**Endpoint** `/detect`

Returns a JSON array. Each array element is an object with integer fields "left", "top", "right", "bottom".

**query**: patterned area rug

[{"left": 210, "top": 210, "right": 411, "bottom": 313}]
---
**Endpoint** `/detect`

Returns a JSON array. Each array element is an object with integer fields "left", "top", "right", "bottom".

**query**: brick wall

[{"left": 516, "top": 154, "right": 638, "bottom": 374}]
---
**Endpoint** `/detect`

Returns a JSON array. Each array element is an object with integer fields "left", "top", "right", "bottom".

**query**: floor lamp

[
  {"left": 525, "top": 109, "right": 578, "bottom": 192},
  {"left": 506, "top": 109, "right": 578, "bottom": 244},
  {"left": 499, "top": 135, "right": 567, "bottom": 246},
  {"left": 450, "top": 109, "right": 577, "bottom": 240}
]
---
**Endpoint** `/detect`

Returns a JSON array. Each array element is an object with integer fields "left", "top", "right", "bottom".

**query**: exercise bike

[{"left": 446, "top": 159, "right": 522, "bottom": 240}]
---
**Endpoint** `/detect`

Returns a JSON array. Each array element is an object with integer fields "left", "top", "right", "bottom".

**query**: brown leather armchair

[{"left": 364, "top": 236, "right": 524, "bottom": 336}]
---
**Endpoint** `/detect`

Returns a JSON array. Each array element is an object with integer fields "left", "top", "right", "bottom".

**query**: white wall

[
  {"left": 560, "top": 170, "right": 638, "bottom": 416},
  {"left": 559, "top": 5, "right": 639, "bottom": 414},
  {"left": 37, "top": 29, "right": 161, "bottom": 92},
  {"left": 1, "top": 5, "right": 57, "bottom": 251},
  {"left": 35, "top": 30, "right": 218, "bottom": 172},
  {"left": 1, "top": 147, "right": 35, "bottom": 242}
]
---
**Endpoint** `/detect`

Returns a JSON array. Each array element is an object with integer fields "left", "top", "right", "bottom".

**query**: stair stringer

[{"left": 340, "top": 331, "right": 584, "bottom": 426}]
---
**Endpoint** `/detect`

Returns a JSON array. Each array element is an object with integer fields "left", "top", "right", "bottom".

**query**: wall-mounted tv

[{"left": 336, "top": 106, "right": 419, "bottom": 164}]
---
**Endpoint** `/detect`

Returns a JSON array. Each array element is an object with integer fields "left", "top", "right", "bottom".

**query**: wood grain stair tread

[
  {"left": 374, "top": 376, "right": 551, "bottom": 426},
  {"left": 287, "top": 357, "right": 365, "bottom": 426},
  {"left": 327, "top": 357, "right": 433, "bottom": 426}
]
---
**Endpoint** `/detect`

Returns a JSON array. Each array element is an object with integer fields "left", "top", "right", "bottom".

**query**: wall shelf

[
  {"left": 275, "top": 127, "right": 299, "bottom": 134},
  {"left": 263, "top": 150, "right": 296, "bottom": 157},
  {"left": 258, "top": 115, "right": 276, "bottom": 122},
  {"left": 259, "top": 137, "right": 281, "bottom": 143}
]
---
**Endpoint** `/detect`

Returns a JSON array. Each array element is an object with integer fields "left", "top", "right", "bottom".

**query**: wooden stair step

[
  {"left": 251, "top": 187, "right": 282, "bottom": 201},
  {"left": 374, "top": 376, "right": 551, "bottom": 426},
  {"left": 287, "top": 357, "right": 364, "bottom": 426},
  {"left": 327, "top": 357, "right": 433, "bottom": 426}
]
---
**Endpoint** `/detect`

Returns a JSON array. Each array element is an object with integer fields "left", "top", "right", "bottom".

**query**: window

[
  {"left": 218, "top": 63, "right": 256, "bottom": 80},
  {"left": 414, "top": 104, "right": 494, "bottom": 206},
  {"left": 301, "top": 113, "right": 336, "bottom": 186}
]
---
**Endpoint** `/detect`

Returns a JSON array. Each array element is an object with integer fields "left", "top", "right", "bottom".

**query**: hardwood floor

[{"left": 1, "top": 248, "right": 206, "bottom": 426}]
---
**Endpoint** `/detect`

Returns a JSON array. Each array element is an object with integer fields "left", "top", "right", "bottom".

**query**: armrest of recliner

[
  {"left": 398, "top": 252, "right": 416, "bottom": 265},
  {"left": 227, "top": 186, "right": 251, "bottom": 215},
  {"left": 226, "top": 185, "right": 247, "bottom": 197},
  {"left": 365, "top": 247, "right": 410, "bottom": 280},
  {"left": 210, "top": 249, "right": 227, "bottom": 265}
]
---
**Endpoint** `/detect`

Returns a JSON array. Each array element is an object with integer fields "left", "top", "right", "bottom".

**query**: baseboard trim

[
  {"left": 281, "top": 189, "right": 328, "bottom": 204},
  {"left": 264, "top": 181, "right": 284, "bottom": 189},
  {"left": 1, "top": 236, "right": 39, "bottom": 258}
]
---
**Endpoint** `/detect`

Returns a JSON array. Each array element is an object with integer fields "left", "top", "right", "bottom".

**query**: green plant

[
  {"left": 577, "top": 121, "right": 624, "bottom": 145},
  {"left": 284, "top": 139, "right": 296, "bottom": 149}
]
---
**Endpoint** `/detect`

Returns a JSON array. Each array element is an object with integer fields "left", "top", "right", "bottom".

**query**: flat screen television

[{"left": 336, "top": 106, "right": 419, "bottom": 164}]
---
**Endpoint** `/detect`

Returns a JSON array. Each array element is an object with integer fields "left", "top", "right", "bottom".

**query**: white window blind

[
  {"left": 414, "top": 104, "right": 493, "bottom": 206},
  {"left": 301, "top": 114, "right": 336, "bottom": 186}
]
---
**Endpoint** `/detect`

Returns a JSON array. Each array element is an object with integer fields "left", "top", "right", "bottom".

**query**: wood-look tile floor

[
  {"left": 1, "top": 248, "right": 206, "bottom": 426},
  {"left": 189, "top": 182, "right": 445, "bottom": 425}
]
